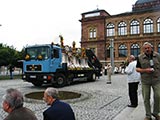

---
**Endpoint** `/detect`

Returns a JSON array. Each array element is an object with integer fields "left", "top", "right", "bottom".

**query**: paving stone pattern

[{"left": 0, "top": 74, "right": 142, "bottom": 120}]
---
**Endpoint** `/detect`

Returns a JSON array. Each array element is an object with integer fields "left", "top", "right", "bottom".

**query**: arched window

[
  {"left": 106, "top": 23, "right": 115, "bottom": 36},
  {"left": 118, "top": 21, "right": 127, "bottom": 36},
  {"left": 118, "top": 44, "right": 127, "bottom": 57},
  {"left": 130, "top": 20, "right": 140, "bottom": 35},
  {"left": 130, "top": 43, "right": 140, "bottom": 57},
  {"left": 143, "top": 18, "right": 153, "bottom": 33},
  {"left": 158, "top": 43, "right": 160, "bottom": 53},
  {"left": 157, "top": 18, "right": 160, "bottom": 32},
  {"left": 89, "top": 28, "right": 96, "bottom": 39},
  {"left": 106, "top": 45, "right": 115, "bottom": 58}
]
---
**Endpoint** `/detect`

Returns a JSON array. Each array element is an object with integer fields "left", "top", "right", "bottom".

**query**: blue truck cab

[{"left": 22, "top": 43, "right": 102, "bottom": 87}]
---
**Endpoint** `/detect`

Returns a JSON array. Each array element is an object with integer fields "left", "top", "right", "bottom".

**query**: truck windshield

[{"left": 25, "top": 46, "right": 50, "bottom": 60}]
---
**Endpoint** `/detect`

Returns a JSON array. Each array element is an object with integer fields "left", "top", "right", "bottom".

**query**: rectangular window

[
  {"left": 131, "top": 26, "right": 140, "bottom": 34},
  {"left": 53, "top": 49, "right": 59, "bottom": 58},
  {"left": 144, "top": 24, "right": 153, "bottom": 33},
  {"left": 158, "top": 24, "right": 160, "bottom": 32},
  {"left": 107, "top": 29, "right": 115, "bottom": 36},
  {"left": 118, "top": 27, "right": 127, "bottom": 35}
]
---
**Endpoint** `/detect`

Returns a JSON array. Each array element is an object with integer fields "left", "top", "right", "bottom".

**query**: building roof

[
  {"left": 133, "top": 0, "right": 160, "bottom": 12},
  {"left": 81, "top": 9, "right": 108, "bottom": 15},
  {"left": 135, "top": 0, "right": 157, "bottom": 4}
]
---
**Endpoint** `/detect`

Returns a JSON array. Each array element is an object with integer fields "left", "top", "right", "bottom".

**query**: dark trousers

[{"left": 128, "top": 82, "right": 139, "bottom": 106}]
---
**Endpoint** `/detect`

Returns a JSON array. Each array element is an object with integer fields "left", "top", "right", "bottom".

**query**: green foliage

[
  {"left": 0, "top": 75, "right": 22, "bottom": 80},
  {"left": 0, "top": 43, "right": 24, "bottom": 67}
]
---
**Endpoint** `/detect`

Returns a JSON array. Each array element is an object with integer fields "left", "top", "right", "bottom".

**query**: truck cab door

[{"left": 50, "top": 48, "right": 61, "bottom": 72}]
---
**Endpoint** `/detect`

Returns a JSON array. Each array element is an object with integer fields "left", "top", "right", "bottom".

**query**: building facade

[{"left": 80, "top": 0, "right": 160, "bottom": 66}]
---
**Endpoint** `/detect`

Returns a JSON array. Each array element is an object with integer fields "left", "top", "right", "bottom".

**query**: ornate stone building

[{"left": 80, "top": 0, "right": 160, "bottom": 66}]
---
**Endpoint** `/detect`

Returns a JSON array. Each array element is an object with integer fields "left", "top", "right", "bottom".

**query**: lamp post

[
  {"left": 110, "top": 39, "right": 114, "bottom": 74},
  {"left": 104, "top": 18, "right": 107, "bottom": 66}
]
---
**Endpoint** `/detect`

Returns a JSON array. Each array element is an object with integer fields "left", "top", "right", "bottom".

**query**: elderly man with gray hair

[
  {"left": 125, "top": 55, "right": 141, "bottom": 108},
  {"left": 2, "top": 88, "right": 38, "bottom": 120},
  {"left": 43, "top": 87, "right": 75, "bottom": 120},
  {"left": 136, "top": 42, "right": 160, "bottom": 120}
]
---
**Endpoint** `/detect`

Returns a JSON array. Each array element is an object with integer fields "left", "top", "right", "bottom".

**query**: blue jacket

[{"left": 43, "top": 99, "right": 75, "bottom": 120}]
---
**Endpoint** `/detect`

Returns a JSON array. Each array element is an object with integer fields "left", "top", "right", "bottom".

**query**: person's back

[
  {"left": 43, "top": 99, "right": 75, "bottom": 120},
  {"left": 43, "top": 87, "right": 75, "bottom": 120},
  {"left": 4, "top": 107, "right": 38, "bottom": 120},
  {"left": 2, "top": 88, "right": 38, "bottom": 120}
]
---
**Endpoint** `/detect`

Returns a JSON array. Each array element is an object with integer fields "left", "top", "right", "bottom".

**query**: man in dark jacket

[
  {"left": 8, "top": 64, "right": 14, "bottom": 79},
  {"left": 2, "top": 88, "right": 38, "bottom": 120},
  {"left": 43, "top": 87, "right": 75, "bottom": 120}
]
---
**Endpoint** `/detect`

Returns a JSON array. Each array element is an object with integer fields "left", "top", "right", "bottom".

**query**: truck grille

[{"left": 26, "top": 64, "right": 42, "bottom": 72}]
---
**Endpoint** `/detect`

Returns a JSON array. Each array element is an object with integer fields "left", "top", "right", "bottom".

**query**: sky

[{"left": 0, "top": 0, "right": 137, "bottom": 51}]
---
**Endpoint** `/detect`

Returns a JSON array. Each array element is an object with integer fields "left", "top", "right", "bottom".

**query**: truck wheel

[
  {"left": 32, "top": 81, "right": 42, "bottom": 87},
  {"left": 54, "top": 73, "right": 66, "bottom": 87},
  {"left": 92, "top": 73, "right": 97, "bottom": 81},
  {"left": 67, "top": 74, "right": 74, "bottom": 85},
  {"left": 88, "top": 73, "right": 96, "bottom": 81}
]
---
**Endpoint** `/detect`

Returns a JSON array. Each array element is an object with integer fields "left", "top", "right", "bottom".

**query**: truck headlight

[
  {"left": 43, "top": 76, "right": 47, "bottom": 79},
  {"left": 23, "top": 75, "right": 26, "bottom": 79}
]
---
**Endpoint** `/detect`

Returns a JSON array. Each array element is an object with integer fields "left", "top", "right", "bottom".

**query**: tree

[{"left": 0, "top": 43, "right": 24, "bottom": 67}]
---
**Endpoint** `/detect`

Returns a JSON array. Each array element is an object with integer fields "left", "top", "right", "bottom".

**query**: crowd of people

[
  {"left": 1, "top": 42, "right": 160, "bottom": 120},
  {"left": 104, "top": 64, "right": 126, "bottom": 75}
]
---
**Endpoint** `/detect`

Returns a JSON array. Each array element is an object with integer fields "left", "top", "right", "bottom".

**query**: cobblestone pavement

[{"left": 0, "top": 74, "right": 142, "bottom": 120}]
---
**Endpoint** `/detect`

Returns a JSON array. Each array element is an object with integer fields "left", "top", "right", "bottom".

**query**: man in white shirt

[{"left": 125, "top": 55, "right": 141, "bottom": 107}]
